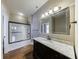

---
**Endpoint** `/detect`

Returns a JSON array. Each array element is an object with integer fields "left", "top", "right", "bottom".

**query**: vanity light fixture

[
  {"left": 48, "top": 10, "right": 53, "bottom": 14},
  {"left": 45, "top": 12, "right": 48, "bottom": 16},
  {"left": 41, "top": 6, "right": 61, "bottom": 18},
  {"left": 53, "top": 7, "right": 60, "bottom": 12}
]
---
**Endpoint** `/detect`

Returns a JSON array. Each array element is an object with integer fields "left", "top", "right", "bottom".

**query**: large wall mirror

[
  {"left": 41, "top": 7, "right": 70, "bottom": 35},
  {"left": 52, "top": 8, "right": 70, "bottom": 34},
  {"left": 8, "top": 21, "right": 31, "bottom": 44}
]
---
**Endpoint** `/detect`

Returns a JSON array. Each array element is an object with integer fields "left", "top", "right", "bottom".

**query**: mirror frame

[{"left": 40, "top": 7, "right": 70, "bottom": 35}]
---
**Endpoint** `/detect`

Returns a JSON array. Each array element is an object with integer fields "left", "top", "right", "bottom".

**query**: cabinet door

[
  {"left": 33, "top": 40, "right": 70, "bottom": 59},
  {"left": 33, "top": 40, "right": 46, "bottom": 59}
]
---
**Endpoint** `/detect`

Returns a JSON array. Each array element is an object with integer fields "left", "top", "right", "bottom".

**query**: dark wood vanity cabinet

[{"left": 33, "top": 40, "right": 70, "bottom": 59}]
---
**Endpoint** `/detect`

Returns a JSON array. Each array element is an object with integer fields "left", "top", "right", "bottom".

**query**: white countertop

[{"left": 34, "top": 37, "right": 75, "bottom": 59}]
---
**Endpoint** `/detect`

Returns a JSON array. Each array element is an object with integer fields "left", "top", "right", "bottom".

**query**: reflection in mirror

[
  {"left": 41, "top": 23, "right": 49, "bottom": 34},
  {"left": 41, "top": 16, "right": 52, "bottom": 34},
  {"left": 52, "top": 8, "right": 70, "bottom": 34},
  {"left": 41, "top": 7, "right": 70, "bottom": 35}
]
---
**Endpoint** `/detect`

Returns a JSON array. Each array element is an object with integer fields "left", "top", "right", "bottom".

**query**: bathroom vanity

[
  {"left": 33, "top": 37, "right": 75, "bottom": 59},
  {"left": 33, "top": 7, "right": 75, "bottom": 59}
]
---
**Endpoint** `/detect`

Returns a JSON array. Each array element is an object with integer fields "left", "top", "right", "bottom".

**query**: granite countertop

[{"left": 34, "top": 37, "right": 75, "bottom": 59}]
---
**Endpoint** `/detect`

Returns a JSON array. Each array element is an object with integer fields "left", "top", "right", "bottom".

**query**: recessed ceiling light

[
  {"left": 45, "top": 12, "right": 48, "bottom": 16},
  {"left": 54, "top": 7, "right": 60, "bottom": 11},
  {"left": 18, "top": 12, "right": 24, "bottom": 16}
]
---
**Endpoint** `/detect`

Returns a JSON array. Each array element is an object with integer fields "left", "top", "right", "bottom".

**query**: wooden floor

[{"left": 4, "top": 45, "right": 33, "bottom": 59}]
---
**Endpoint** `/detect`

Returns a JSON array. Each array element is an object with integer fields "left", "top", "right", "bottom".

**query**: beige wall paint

[
  {"left": 9, "top": 13, "right": 28, "bottom": 24},
  {"left": 9, "top": 13, "right": 32, "bottom": 24},
  {"left": 32, "top": 0, "right": 75, "bottom": 45}
]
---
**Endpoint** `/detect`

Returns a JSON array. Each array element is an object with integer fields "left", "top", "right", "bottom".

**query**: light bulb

[
  {"left": 49, "top": 10, "right": 53, "bottom": 14},
  {"left": 45, "top": 12, "right": 48, "bottom": 16},
  {"left": 54, "top": 7, "right": 59, "bottom": 11}
]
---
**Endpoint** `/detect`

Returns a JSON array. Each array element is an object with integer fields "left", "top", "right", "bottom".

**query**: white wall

[{"left": 2, "top": 4, "right": 32, "bottom": 54}]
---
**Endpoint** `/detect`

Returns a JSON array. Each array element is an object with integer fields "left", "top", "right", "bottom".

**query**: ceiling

[{"left": 2, "top": 0, "right": 48, "bottom": 16}]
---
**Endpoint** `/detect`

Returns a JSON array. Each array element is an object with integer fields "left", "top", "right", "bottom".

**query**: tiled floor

[{"left": 4, "top": 45, "right": 33, "bottom": 59}]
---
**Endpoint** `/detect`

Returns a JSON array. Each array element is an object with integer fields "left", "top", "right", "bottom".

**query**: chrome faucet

[{"left": 47, "top": 35, "right": 51, "bottom": 40}]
